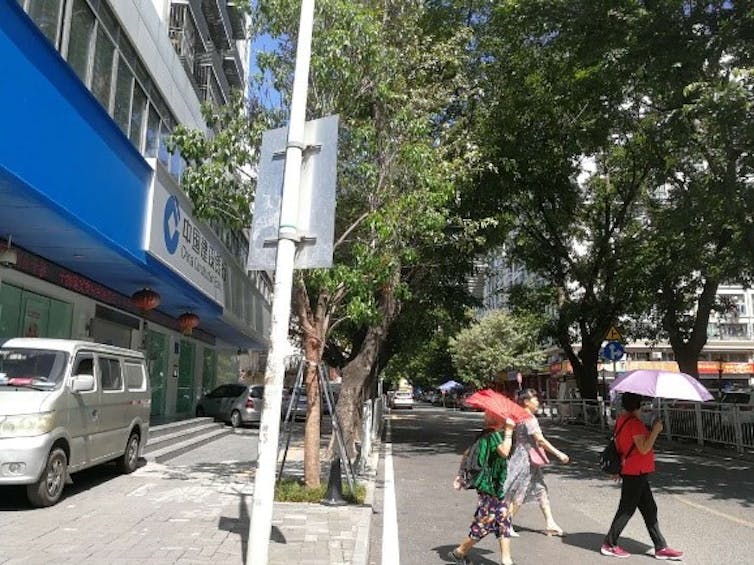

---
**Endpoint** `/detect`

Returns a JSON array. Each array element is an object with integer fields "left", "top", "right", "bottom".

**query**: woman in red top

[{"left": 600, "top": 392, "right": 684, "bottom": 560}]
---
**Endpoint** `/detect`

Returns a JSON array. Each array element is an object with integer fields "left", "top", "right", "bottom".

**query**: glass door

[
  {"left": 176, "top": 340, "right": 195, "bottom": 414},
  {"left": 145, "top": 329, "right": 168, "bottom": 419},
  {"left": 201, "top": 347, "right": 217, "bottom": 397}
]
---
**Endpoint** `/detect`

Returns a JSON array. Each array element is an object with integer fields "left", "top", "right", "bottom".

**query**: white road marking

[
  {"left": 672, "top": 495, "right": 754, "bottom": 529},
  {"left": 382, "top": 417, "right": 400, "bottom": 565}
]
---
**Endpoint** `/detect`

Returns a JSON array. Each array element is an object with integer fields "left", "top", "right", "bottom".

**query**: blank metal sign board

[{"left": 247, "top": 114, "right": 339, "bottom": 271}]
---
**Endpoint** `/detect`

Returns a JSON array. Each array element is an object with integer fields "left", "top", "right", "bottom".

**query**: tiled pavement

[{"left": 0, "top": 434, "right": 377, "bottom": 565}]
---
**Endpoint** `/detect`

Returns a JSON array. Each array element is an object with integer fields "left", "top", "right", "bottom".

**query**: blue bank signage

[{"left": 147, "top": 175, "right": 225, "bottom": 306}]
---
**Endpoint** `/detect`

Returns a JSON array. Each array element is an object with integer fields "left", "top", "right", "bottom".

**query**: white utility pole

[{"left": 247, "top": 2, "right": 316, "bottom": 564}]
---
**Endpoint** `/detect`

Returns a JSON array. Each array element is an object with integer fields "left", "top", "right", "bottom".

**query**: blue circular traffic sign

[{"left": 602, "top": 341, "right": 625, "bottom": 362}]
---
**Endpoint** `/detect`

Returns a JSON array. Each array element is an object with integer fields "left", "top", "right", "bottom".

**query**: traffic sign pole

[{"left": 247, "top": 2, "right": 316, "bottom": 564}]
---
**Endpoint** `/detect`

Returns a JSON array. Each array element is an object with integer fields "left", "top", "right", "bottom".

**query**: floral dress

[{"left": 503, "top": 416, "right": 548, "bottom": 506}]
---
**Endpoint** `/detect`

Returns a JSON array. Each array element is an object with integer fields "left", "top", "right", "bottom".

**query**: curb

[{"left": 352, "top": 441, "right": 381, "bottom": 565}]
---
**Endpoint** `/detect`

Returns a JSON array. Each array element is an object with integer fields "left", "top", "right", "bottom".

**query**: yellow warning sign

[{"left": 605, "top": 326, "right": 623, "bottom": 342}]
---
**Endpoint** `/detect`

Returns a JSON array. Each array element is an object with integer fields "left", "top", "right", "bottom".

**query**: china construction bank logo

[{"left": 163, "top": 195, "right": 181, "bottom": 255}]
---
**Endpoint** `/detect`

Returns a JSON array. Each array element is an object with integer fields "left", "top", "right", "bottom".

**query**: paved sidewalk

[{"left": 0, "top": 431, "right": 377, "bottom": 565}]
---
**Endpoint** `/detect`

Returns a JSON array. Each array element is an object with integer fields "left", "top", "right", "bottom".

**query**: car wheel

[
  {"left": 196, "top": 406, "right": 205, "bottom": 417},
  {"left": 230, "top": 409, "right": 242, "bottom": 428},
  {"left": 117, "top": 431, "right": 140, "bottom": 474},
  {"left": 26, "top": 447, "right": 67, "bottom": 507}
]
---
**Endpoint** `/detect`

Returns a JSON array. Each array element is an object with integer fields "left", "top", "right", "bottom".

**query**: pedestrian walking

[
  {"left": 601, "top": 392, "right": 684, "bottom": 560},
  {"left": 504, "top": 388, "right": 570, "bottom": 537},
  {"left": 450, "top": 412, "right": 516, "bottom": 565}
]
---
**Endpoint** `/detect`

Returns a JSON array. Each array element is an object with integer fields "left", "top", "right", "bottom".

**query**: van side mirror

[{"left": 71, "top": 374, "right": 95, "bottom": 393}]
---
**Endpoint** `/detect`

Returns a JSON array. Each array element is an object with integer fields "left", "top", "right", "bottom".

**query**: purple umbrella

[{"left": 610, "top": 369, "right": 714, "bottom": 402}]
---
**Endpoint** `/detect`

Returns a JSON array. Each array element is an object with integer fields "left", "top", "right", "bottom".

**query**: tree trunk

[
  {"left": 292, "top": 278, "right": 329, "bottom": 488},
  {"left": 664, "top": 275, "right": 719, "bottom": 380},
  {"left": 302, "top": 335, "right": 322, "bottom": 488},
  {"left": 576, "top": 342, "right": 600, "bottom": 400},
  {"left": 337, "top": 276, "right": 400, "bottom": 457},
  {"left": 675, "top": 346, "right": 701, "bottom": 379}
]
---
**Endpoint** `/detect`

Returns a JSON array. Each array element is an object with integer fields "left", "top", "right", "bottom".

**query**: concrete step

[
  {"left": 144, "top": 427, "right": 231, "bottom": 464},
  {"left": 148, "top": 417, "right": 217, "bottom": 440},
  {"left": 145, "top": 421, "right": 225, "bottom": 453}
]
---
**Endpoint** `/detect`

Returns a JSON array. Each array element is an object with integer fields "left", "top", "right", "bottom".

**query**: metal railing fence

[{"left": 549, "top": 399, "right": 754, "bottom": 454}]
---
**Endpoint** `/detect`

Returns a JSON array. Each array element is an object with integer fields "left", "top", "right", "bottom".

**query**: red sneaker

[
  {"left": 655, "top": 547, "right": 684, "bottom": 560},
  {"left": 600, "top": 544, "right": 630, "bottom": 558}
]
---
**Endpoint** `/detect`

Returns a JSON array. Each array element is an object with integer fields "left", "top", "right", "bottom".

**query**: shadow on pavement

[
  {"left": 432, "top": 543, "right": 498, "bottom": 565},
  {"left": 148, "top": 460, "right": 257, "bottom": 482},
  {"left": 539, "top": 422, "right": 754, "bottom": 507},
  {"left": 0, "top": 458, "right": 145, "bottom": 511},
  {"left": 560, "top": 531, "right": 652, "bottom": 557}
]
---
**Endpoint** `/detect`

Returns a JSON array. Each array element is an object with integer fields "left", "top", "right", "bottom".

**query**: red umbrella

[{"left": 464, "top": 389, "right": 532, "bottom": 423}]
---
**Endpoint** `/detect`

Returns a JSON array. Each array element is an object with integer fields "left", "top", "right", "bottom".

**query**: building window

[
  {"left": 169, "top": 3, "right": 197, "bottom": 73},
  {"left": 22, "top": 0, "right": 182, "bottom": 163},
  {"left": 719, "top": 323, "right": 748, "bottom": 340},
  {"left": 129, "top": 82, "right": 147, "bottom": 149},
  {"left": 24, "top": 0, "right": 65, "bottom": 47},
  {"left": 66, "top": 0, "right": 96, "bottom": 85},
  {"left": 730, "top": 294, "right": 747, "bottom": 315},
  {"left": 91, "top": 26, "right": 115, "bottom": 109},
  {"left": 145, "top": 106, "right": 161, "bottom": 158},
  {"left": 113, "top": 57, "right": 133, "bottom": 134}
]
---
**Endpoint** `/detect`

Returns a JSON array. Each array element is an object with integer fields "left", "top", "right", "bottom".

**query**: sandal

[{"left": 544, "top": 525, "right": 565, "bottom": 537}]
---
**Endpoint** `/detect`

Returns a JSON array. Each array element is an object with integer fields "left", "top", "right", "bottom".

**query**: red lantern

[
  {"left": 131, "top": 288, "right": 161, "bottom": 311},
  {"left": 177, "top": 313, "right": 200, "bottom": 335}
]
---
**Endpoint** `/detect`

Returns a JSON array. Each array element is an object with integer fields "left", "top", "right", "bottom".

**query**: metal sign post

[{"left": 247, "top": 2, "right": 316, "bottom": 564}]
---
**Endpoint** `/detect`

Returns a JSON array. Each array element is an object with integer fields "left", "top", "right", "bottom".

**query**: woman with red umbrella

[
  {"left": 449, "top": 410, "right": 517, "bottom": 565},
  {"left": 504, "top": 389, "right": 570, "bottom": 537}
]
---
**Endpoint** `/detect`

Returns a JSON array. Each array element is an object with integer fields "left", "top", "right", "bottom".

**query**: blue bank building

[{"left": 0, "top": 0, "right": 271, "bottom": 421}]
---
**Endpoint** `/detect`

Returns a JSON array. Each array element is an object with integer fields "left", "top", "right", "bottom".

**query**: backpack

[
  {"left": 458, "top": 430, "right": 493, "bottom": 490},
  {"left": 599, "top": 417, "right": 636, "bottom": 474}
]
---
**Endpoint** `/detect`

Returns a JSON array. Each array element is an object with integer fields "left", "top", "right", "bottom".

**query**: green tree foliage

[
  {"left": 174, "top": 1, "right": 486, "bottom": 485},
  {"left": 468, "top": 1, "right": 754, "bottom": 393},
  {"left": 626, "top": 2, "right": 754, "bottom": 376},
  {"left": 467, "top": 1, "right": 656, "bottom": 398},
  {"left": 169, "top": 94, "right": 274, "bottom": 230},
  {"left": 448, "top": 310, "right": 544, "bottom": 388}
]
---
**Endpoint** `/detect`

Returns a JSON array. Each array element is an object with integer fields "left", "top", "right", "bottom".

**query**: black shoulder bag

[{"left": 599, "top": 417, "right": 636, "bottom": 475}]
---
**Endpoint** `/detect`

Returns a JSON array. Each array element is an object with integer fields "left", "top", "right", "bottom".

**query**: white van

[{"left": 0, "top": 338, "right": 150, "bottom": 507}]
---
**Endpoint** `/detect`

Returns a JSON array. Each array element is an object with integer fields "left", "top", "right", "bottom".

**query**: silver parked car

[
  {"left": 0, "top": 338, "right": 150, "bottom": 507},
  {"left": 195, "top": 384, "right": 264, "bottom": 428}
]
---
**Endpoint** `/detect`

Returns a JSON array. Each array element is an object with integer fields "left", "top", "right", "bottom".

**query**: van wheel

[
  {"left": 117, "top": 432, "right": 140, "bottom": 474},
  {"left": 230, "top": 410, "right": 242, "bottom": 428},
  {"left": 196, "top": 406, "right": 205, "bottom": 417},
  {"left": 26, "top": 447, "right": 67, "bottom": 507}
]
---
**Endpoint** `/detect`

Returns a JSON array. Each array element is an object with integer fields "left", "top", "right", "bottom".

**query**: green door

[
  {"left": 145, "top": 330, "right": 168, "bottom": 418},
  {"left": 0, "top": 284, "right": 71, "bottom": 338},
  {"left": 0, "top": 283, "right": 22, "bottom": 338},
  {"left": 176, "top": 340, "right": 195, "bottom": 414}
]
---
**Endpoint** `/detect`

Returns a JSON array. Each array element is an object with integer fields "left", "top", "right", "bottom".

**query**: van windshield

[{"left": 0, "top": 348, "right": 68, "bottom": 390}]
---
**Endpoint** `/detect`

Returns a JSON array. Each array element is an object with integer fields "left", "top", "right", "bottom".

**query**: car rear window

[{"left": 250, "top": 386, "right": 264, "bottom": 399}]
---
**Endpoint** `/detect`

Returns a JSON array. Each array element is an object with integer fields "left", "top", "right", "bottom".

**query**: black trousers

[{"left": 605, "top": 474, "right": 667, "bottom": 549}]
